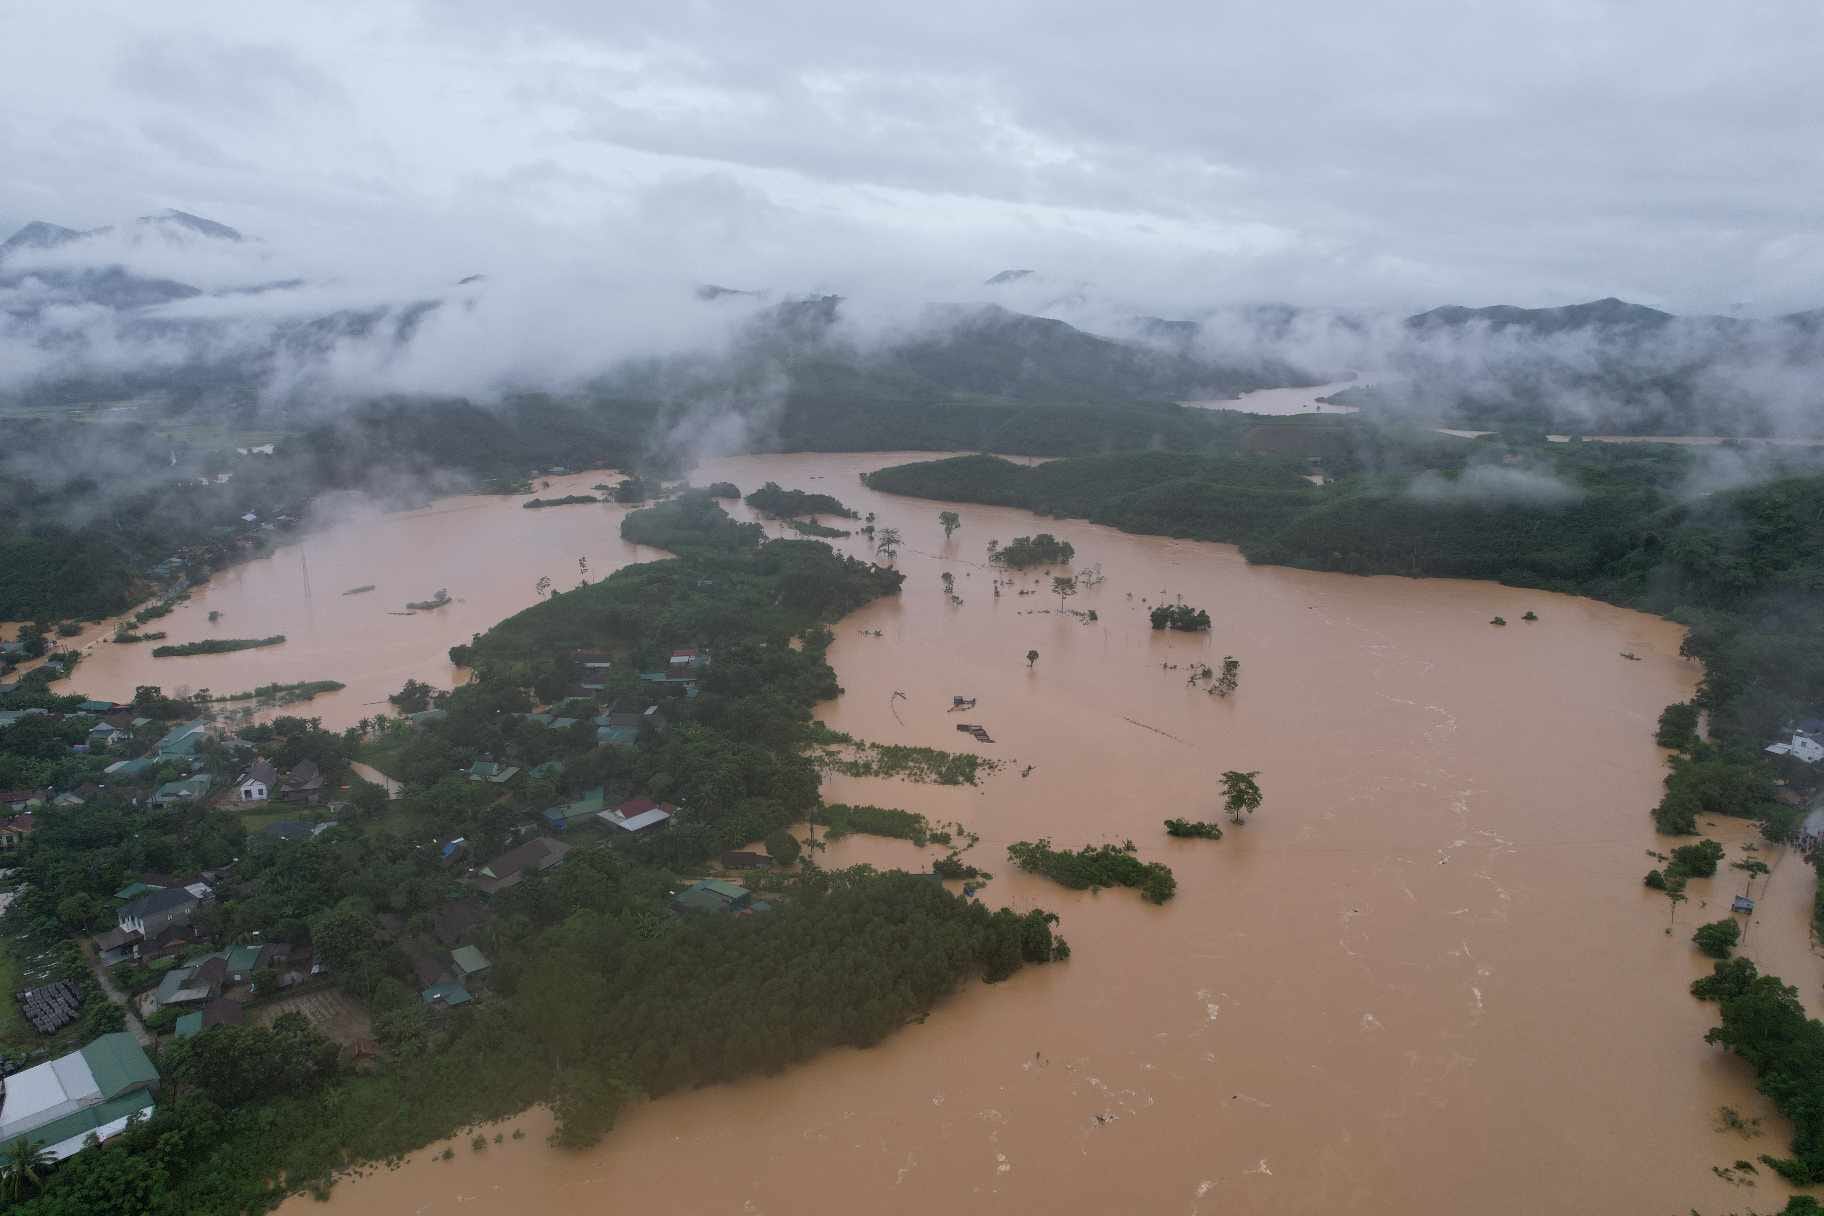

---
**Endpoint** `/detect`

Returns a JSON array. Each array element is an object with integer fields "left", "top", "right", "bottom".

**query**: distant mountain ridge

[{"left": 3, "top": 213, "right": 1822, "bottom": 435}]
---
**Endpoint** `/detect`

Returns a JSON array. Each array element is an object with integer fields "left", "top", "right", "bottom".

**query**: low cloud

[{"left": 1407, "top": 464, "right": 1584, "bottom": 506}]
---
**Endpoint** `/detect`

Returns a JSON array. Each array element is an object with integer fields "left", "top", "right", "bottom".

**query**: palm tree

[{"left": 2, "top": 1137, "right": 53, "bottom": 1202}]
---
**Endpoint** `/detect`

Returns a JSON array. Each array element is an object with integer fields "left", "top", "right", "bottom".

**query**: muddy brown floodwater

[
  {"left": 155, "top": 449, "right": 1801, "bottom": 1216},
  {"left": 31, "top": 470, "right": 666, "bottom": 729}
]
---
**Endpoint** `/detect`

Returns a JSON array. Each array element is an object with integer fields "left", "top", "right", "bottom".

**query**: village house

[
  {"left": 671, "top": 878, "right": 753, "bottom": 915},
  {"left": 152, "top": 955, "right": 227, "bottom": 1009},
  {"left": 117, "top": 884, "right": 206, "bottom": 939},
  {"left": 466, "top": 758, "right": 520, "bottom": 784},
  {"left": 235, "top": 757, "right": 279, "bottom": 802},
  {"left": 277, "top": 759, "right": 324, "bottom": 804},
  {"left": 150, "top": 774, "right": 212, "bottom": 807},
  {"left": 599, "top": 796, "right": 673, "bottom": 835},
  {"left": 87, "top": 721, "right": 125, "bottom": 750},
  {"left": 0, "top": 814, "right": 34, "bottom": 851},
  {"left": 450, "top": 945, "right": 491, "bottom": 989},
  {"left": 0, "top": 1033, "right": 159, "bottom": 1161},
  {"left": 543, "top": 786, "right": 606, "bottom": 832},
  {"left": 572, "top": 649, "right": 615, "bottom": 692},
  {"left": 1765, "top": 723, "right": 1824, "bottom": 765},
  {"left": 174, "top": 997, "right": 245, "bottom": 1039},
  {"left": 470, "top": 836, "right": 571, "bottom": 895},
  {"left": 153, "top": 720, "right": 211, "bottom": 761}
]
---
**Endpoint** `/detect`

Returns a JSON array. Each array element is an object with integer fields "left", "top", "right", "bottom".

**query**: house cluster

[
  {"left": 233, "top": 756, "right": 325, "bottom": 804},
  {"left": 94, "top": 879, "right": 218, "bottom": 967},
  {"left": 0, "top": 706, "right": 186, "bottom": 811},
  {"left": 1765, "top": 719, "right": 1824, "bottom": 766},
  {"left": 382, "top": 899, "right": 495, "bottom": 1010}
]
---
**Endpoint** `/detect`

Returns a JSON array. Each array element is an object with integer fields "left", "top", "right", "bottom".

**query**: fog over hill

[{"left": 2, "top": 210, "right": 1823, "bottom": 438}]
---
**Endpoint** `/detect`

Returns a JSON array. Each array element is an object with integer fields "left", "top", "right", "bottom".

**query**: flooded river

[{"left": 140, "top": 449, "right": 1802, "bottom": 1215}]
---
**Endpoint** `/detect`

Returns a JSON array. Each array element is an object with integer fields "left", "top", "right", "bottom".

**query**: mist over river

[{"left": 94, "top": 450, "right": 1807, "bottom": 1215}]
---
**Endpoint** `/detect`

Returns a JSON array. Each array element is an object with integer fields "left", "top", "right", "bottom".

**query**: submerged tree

[
  {"left": 876, "top": 527, "right": 902, "bottom": 562},
  {"left": 1213, "top": 656, "right": 1241, "bottom": 697},
  {"left": 1052, "top": 575, "right": 1077, "bottom": 611},
  {"left": 939, "top": 510, "right": 961, "bottom": 540},
  {"left": 1220, "top": 770, "right": 1263, "bottom": 825},
  {"left": 1026, "top": 649, "right": 1040, "bottom": 668}
]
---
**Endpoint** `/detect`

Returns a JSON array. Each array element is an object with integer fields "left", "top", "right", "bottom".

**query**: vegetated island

[
  {"left": 523, "top": 494, "right": 600, "bottom": 509},
  {"left": 990, "top": 533, "right": 1075, "bottom": 568},
  {"left": 404, "top": 588, "right": 451, "bottom": 610},
  {"left": 744, "top": 481, "right": 858, "bottom": 519},
  {"left": 206, "top": 680, "right": 346, "bottom": 705},
  {"left": 789, "top": 519, "right": 852, "bottom": 538},
  {"left": 702, "top": 481, "right": 741, "bottom": 499},
  {"left": 1151, "top": 603, "right": 1211, "bottom": 631},
  {"left": 1164, "top": 818, "right": 1223, "bottom": 839},
  {"left": 1007, "top": 838, "right": 1177, "bottom": 903},
  {"left": 151, "top": 635, "right": 286, "bottom": 658}
]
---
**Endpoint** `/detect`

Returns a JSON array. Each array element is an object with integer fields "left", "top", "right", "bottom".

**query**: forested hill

[{"left": 864, "top": 440, "right": 1824, "bottom": 756}]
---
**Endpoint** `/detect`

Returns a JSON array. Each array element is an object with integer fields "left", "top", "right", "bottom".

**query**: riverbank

[{"left": 280, "top": 451, "right": 1808, "bottom": 1216}]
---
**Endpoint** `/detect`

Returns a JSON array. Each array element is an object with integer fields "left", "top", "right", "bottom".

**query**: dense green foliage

[
  {"left": 1163, "top": 818, "right": 1223, "bottom": 840},
  {"left": 1667, "top": 839, "right": 1726, "bottom": 879},
  {"left": 151, "top": 636, "right": 286, "bottom": 658},
  {"left": 1006, "top": 839, "right": 1176, "bottom": 904},
  {"left": 743, "top": 482, "right": 855, "bottom": 519},
  {"left": 1691, "top": 958, "right": 1824, "bottom": 1183},
  {"left": 618, "top": 491, "right": 765, "bottom": 552},
  {"left": 1692, "top": 918, "right": 1742, "bottom": 959},
  {"left": 811, "top": 803, "right": 931, "bottom": 845},
  {"left": 1656, "top": 702, "right": 1701, "bottom": 750},
  {"left": 1150, "top": 604, "right": 1211, "bottom": 631}
]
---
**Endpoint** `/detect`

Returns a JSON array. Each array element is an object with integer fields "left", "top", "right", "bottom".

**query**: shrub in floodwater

[
  {"left": 1522, "top": 610, "right": 1538, "bottom": 621},
  {"left": 1164, "top": 818, "right": 1223, "bottom": 840},
  {"left": 1490, "top": 616, "right": 1507, "bottom": 626},
  {"left": 1644, "top": 869, "right": 1668, "bottom": 890},
  {"left": 1693, "top": 918, "right": 1742, "bottom": 959}
]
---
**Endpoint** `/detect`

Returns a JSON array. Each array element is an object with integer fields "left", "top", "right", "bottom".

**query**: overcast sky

[{"left": 4, "top": 1, "right": 1822, "bottom": 314}]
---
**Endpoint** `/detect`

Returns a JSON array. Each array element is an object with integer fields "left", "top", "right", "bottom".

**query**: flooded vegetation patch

[
  {"left": 151, "top": 634, "right": 286, "bottom": 657},
  {"left": 206, "top": 679, "right": 346, "bottom": 704},
  {"left": 809, "top": 726, "right": 1000, "bottom": 785},
  {"left": 789, "top": 519, "right": 852, "bottom": 538},
  {"left": 523, "top": 494, "right": 600, "bottom": 509},
  {"left": 811, "top": 803, "right": 933, "bottom": 844},
  {"left": 1007, "top": 839, "right": 1177, "bottom": 904},
  {"left": 1164, "top": 818, "right": 1224, "bottom": 840},
  {"left": 990, "top": 533, "right": 1075, "bottom": 569}
]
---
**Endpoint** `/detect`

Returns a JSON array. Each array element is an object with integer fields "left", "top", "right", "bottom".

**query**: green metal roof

[
  {"left": 79, "top": 1033, "right": 159, "bottom": 1099},
  {"left": 695, "top": 879, "right": 748, "bottom": 901},
  {"left": 450, "top": 945, "right": 490, "bottom": 975},
  {"left": 0, "top": 1091, "right": 155, "bottom": 1159},
  {"left": 173, "top": 1012, "right": 204, "bottom": 1038},
  {"left": 113, "top": 881, "right": 162, "bottom": 902},
  {"left": 421, "top": 982, "right": 472, "bottom": 1006},
  {"left": 225, "top": 944, "right": 263, "bottom": 974}
]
